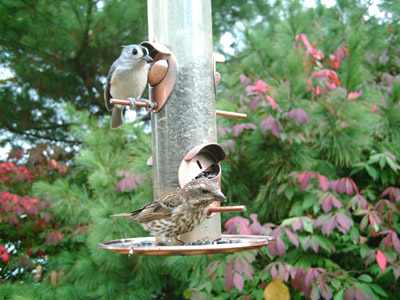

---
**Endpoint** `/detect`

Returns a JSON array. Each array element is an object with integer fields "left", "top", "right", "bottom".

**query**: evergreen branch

[
  {"left": 244, "top": 28, "right": 279, "bottom": 82},
  {"left": 19, "top": 0, "right": 76, "bottom": 37},
  {"left": 0, "top": 38, "right": 61, "bottom": 62},
  {"left": 355, "top": 0, "right": 373, "bottom": 24},
  {"left": 67, "top": 0, "right": 84, "bottom": 30},
  {"left": 2, "top": 123, "right": 79, "bottom": 145}
]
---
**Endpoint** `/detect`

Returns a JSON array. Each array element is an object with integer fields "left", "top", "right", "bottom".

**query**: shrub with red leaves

[{"left": 0, "top": 145, "right": 70, "bottom": 281}]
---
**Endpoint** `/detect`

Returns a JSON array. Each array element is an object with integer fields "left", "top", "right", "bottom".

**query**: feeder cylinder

[{"left": 148, "top": 0, "right": 221, "bottom": 241}]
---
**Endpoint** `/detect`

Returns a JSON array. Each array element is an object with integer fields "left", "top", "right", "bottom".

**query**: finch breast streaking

[{"left": 110, "top": 178, "right": 226, "bottom": 244}]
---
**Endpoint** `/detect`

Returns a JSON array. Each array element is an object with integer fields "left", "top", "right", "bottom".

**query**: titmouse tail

[
  {"left": 111, "top": 107, "right": 123, "bottom": 129},
  {"left": 110, "top": 213, "right": 132, "bottom": 218}
]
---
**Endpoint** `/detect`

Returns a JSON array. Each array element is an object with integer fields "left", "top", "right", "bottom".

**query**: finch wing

[
  {"left": 131, "top": 202, "right": 178, "bottom": 222},
  {"left": 104, "top": 61, "right": 118, "bottom": 111},
  {"left": 131, "top": 193, "right": 183, "bottom": 222}
]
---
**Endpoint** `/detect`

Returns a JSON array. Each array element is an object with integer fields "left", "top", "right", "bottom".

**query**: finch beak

[
  {"left": 141, "top": 54, "right": 153, "bottom": 63},
  {"left": 213, "top": 191, "right": 227, "bottom": 202}
]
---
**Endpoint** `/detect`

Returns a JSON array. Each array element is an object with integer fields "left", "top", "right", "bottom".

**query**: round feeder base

[{"left": 98, "top": 234, "right": 276, "bottom": 256}]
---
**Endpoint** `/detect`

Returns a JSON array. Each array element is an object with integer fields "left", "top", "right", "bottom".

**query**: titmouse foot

[
  {"left": 140, "top": 98, "right": 154, "bottom": 110},
  {"left": 128, "top": 97, "right": 136, "bottom": 110}
]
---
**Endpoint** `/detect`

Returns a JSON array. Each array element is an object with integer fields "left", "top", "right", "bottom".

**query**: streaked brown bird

[{"left": 110, "top": 178, "right": 226, "bottom": 244}]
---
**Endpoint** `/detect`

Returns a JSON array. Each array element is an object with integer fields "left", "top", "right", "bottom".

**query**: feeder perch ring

[{"left": 98, "top": 235, "right": 276, "bottom": 256}]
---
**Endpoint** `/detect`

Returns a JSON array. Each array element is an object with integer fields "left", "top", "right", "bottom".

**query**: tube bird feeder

[{"left": 99, "top": 0, "right": 275, "bottom": 255}]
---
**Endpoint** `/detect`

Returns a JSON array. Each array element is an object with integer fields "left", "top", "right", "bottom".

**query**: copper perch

[
  {"left": 208, "top": 205, "right": 246, "bottom": 215},
  {"left": 216, "top": 110, "right": 247, "bottom": 119},
  {"left": 111, "top": 98, "right": 156, "bottom": 109},
  {"left": 110, "top": 99, "right": 247, "bottom": 119}
]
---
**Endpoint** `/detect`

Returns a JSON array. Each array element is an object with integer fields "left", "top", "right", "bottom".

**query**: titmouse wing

[
  {"left": 104, "top": 60, "right": 118, "bottom": 111},
  {"left": 104, "top": 60, "right": 124, "bottom": 129}
]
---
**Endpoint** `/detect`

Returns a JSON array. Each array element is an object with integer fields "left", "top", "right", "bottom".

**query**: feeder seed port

[{"left": 110, "top": 98, "right": 247, "bottom": 119}]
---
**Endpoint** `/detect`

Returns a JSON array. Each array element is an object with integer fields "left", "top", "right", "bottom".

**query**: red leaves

[
  {"left": 264, "top": 262, "right": 295, "bottom": 283},
  {"left": 376, "top": 250, "right": 387, "bottom": 274},
  {"left": 225, "top": 216, "right": 253, "bottom": 235},
  {"left": 283, "top": 227, "right": 299, "bottom": 248},
  {"left": 225, "top": 261, "right": 233, "bottom": 291},
  {"left": 254, "top": 79, "right": 268, "bottom": 93},
  {"left": 302, "top": 235, "right": 320, "bottom": 253},
  {"left": 239, "top": 74, "right": 252, "bottom": 85},
  {"left": 115, "top": 171, "right": 144, "bottom": 193},
  {"left": 246, "top": 79, "right": 272, "bottom": 95},
  {"left": 312, "top": 69, "right": 341, "bottom": 90},
  {"left": 0, "top": 162, "right": 36, "bottom": 184},
  {"left": 318, "top": 174, "right": 329, "bottom": 192},
  {"left": 266, "top": 95, "right": 281, "bottom": 111},
  {"left": 330, "top": 177, "right": 358, "bottom": 195},
  {"left": 343, "top": 286, "right": 372, "bottom": 300},
  {"left": 380, "top": 186, "right": 400, "bottom": 202},
  {"left": 0, "top": 246, "right": 9, "bottom": 263},
  {"left": 224, "top": 252, "right": 256, "bottom": 293},
  {"left": 347, "top": 91, "right": 363, "bottom": 100},
  {"left": 286, "top": 108, "right": 310, "bottom": 125},
  {"left": 314, "top": 213, "right": 352, "bottom": 236},
  {"left": 297, "top": 33, "right": 325, "bottom": 60},
  {"left": 249, "top": 214, "right": 263, "bottom": 235},
  {"left": 299, "top": 171, "right": 312, "bottom": 191},
  {"left": 327, "top": 46, "right": 346, "bottom": 69},
  {"left": 319, "top": 194, "right": 342, "bottom": 213},
  {"left": 353, "top": 194, "right": 368, "bottom": 209},
  {"left": 295, "top": 171, "right": 335, "bottom": 192},
  {"left": 45, "top": 230, "right": 63, "bottom": 246},
  {"left": 291, "top": 267, "right": 331, "bottom": 299},
  {"left": 232, "top": 123, "right": 257, "bottom": 137},
  {"left": 262, "top": 116, "right": 281, "bottom": 138},
  {"left": 0, "top": 191, "right": 46, "bottom": 224},
  {"left": 233, "top": 273, "right": 244, "bottom": 293},
  {"left": 335, "top": 213, "right": 352, "bottom": 233},
  {"left": 383, "top": 230, "right": 400, "bottom": 254}
]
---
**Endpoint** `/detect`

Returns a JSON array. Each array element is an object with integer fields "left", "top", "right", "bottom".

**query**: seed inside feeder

[{"left": 195, "top": 164, "right": 219, "bottom": 180}]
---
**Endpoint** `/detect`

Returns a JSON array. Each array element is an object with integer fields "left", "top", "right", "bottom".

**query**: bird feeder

[{"left": 99, "top": 0, "right": 275, "bottom": 255}]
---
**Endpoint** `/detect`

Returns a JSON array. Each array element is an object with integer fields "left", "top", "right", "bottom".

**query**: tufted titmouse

[{"left": 104, "top": 44, "right": 153, "bottom": 129}]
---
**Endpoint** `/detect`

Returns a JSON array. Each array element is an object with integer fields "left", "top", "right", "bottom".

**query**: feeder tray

[{"left": 98, "top": 235, "right": 276, "bottom": 256}]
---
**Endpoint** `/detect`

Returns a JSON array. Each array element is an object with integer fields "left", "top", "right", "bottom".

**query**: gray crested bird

[
  {"left": 110, "top": 178, "right": 227, "bottom": 244},
  {"left": 104, "top": 44, "right": 153, "bottom": 129}
]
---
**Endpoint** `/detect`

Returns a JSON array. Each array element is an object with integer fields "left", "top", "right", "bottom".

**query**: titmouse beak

[
  {"left": 213, "top": 191, "right": 227, "bottom": 202},
  {"left": 141, "top": 54, "right": 153, "bottom": 63}
]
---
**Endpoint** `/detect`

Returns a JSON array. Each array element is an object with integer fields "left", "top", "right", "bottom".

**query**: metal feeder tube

[{"left": 148, "top": 0, "right": 220, "bottom": 243}]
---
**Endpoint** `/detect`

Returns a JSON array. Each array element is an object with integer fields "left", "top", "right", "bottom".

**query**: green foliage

[{"left": 0, "top": 0, "right": 149, "bottom": 146}]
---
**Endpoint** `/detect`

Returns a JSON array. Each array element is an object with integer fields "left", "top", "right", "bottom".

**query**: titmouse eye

[{"left": 132, "top": 48, "right": 138, "bottom": 55}]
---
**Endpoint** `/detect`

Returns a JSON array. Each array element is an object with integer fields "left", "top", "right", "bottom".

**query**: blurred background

[{"left": 0, "top": 0, "right": 399, "bottom": 299}]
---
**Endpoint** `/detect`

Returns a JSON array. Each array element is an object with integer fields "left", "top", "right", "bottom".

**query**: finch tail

[
  {"left": 110, "top": 213, "right": 132, "bottom": 218},
  {"left": 111, "top": 107, "right": 123, "bottom": 129}
]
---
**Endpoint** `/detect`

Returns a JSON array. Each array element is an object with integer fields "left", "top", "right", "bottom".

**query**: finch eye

[
  {"left": 132, "top": 48, "right": 138, "bottom": 55},
  {"left": 201, "top": 189, "right": 208, "bottom": 194}
]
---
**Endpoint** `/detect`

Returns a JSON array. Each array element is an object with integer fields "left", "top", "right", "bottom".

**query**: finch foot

[
  {"left": 175, "top": 237, "right": 186, "bottom": 245},
  {"left": 156, "top": 241, "right": 173, "bottom": 246}
]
